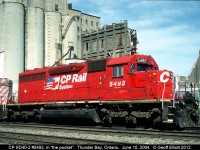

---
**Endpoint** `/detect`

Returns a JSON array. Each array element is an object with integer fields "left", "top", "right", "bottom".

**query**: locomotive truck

[{"left": 1, "top": 54, "right": 199, "bottom": 129}]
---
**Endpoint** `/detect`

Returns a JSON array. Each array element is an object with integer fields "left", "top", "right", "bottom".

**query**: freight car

[
  {"left": 3, "top": 54, "right": 199, "bottom": 129},
  {"left": 0, "top": 78, "right": 13, "bottom": 120}
]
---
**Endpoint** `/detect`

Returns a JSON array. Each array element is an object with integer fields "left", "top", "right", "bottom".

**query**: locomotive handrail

[
  {"left": 19, "top": 86, "right": 138, "bottom": 104},
  {"left": 172, "top": 89, "right": 176, "bottom": 107},
  {"left": 161, "top": 82, "right": 166, "bottom": 110},
  {"left": 18, "top": 79, "right": 171, "bottom": 104},
  {"left": 19, "top": 86, "right": 104, "bottom": 104}
]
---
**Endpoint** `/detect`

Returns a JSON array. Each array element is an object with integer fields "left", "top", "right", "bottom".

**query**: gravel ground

[{"left": 0, "top": 126, "right": 199, "bottom": 145}]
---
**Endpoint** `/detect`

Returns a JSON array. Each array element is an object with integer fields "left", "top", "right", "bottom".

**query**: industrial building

[
  {"left": 0, "top": 0, "right": 100, "bottom": 92},
  {"left": 187, "top": 51, "right": 200, "bottom": 88},
  {"left": 81, "top": 20, "right": 138, "bottom": 60},
  {"left": 175, "top": 51, "right": 200, "bottom": 90}
]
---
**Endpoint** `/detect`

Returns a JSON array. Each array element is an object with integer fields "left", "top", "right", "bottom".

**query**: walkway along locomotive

[{"left": 2, "top": 54, "right": 199, "bottom": 128}]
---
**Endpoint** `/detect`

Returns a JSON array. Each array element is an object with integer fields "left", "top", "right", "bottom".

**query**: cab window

[
  {"left": 137, "top": 64, "right": 152, "bottom": 71},
  {"left": 113, "top": 65, "right": 123, "bottom": 78},
  {"left": 154, "top": 66, "right": 159, "bottom": 70}
]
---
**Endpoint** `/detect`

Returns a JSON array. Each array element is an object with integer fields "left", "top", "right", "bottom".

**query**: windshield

[{"left": 137, "top": 64, "right": 152, "bottom": 71}]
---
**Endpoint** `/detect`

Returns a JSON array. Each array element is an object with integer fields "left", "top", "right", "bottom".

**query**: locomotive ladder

[
  {"left": 164, "top": 82, "right": 198, "bottom": 124},
  {"left": 163, "top": 84, "right": 176, "bottom": 124},
  {"left": 159, "top": 81, "right": 174, "bottom": 124},
  {"left": 165, "top": 82, "right": 188, "bottom": 124}
]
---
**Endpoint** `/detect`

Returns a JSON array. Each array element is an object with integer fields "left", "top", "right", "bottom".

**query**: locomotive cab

[
  {"left": 130, "top": 56, "right": 173, "bottom": 101},
  {"left": 103, "top": 55, "right": 174, "bottom": 127}
]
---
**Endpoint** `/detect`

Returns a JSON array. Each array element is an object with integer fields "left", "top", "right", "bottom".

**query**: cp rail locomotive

[{"left": 1, "top": 54, "right": 199, "bottom": 129}]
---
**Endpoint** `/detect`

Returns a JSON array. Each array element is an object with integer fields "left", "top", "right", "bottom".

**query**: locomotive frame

[{"left": 3, "top": 54, "right": 199, "bottom": 129}]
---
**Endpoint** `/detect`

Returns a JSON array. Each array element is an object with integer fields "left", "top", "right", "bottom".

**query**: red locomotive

[{"left": 2, "top": 54, "right": 199, "bottom": 128}]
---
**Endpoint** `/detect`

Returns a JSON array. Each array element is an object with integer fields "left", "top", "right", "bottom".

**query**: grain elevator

[{"left": 0, "top": 0, "right": 100, "bottom": 93}]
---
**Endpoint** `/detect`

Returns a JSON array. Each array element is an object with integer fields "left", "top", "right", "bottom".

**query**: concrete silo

[
  {"left": 25, "top": 7, "right": 44, "bottom": 70},
  {"left": 0, "top": 2, "right": 25, "bottom": 93},
  {"left": 44, "top": 0, "right": 67, "bottom": 14},
  {"left": 45, "top": 11, "right": 62, "bottom": 66},
  {"left": 0, "top": 52, "right": 4, "bottom": 78},
  {"left": 27, "top": 0, "right": 45, "bottom": 9},
  {"left": 0, "top": 1, "right": 4, "bottom": 78},
  {"left": 3, "top": 0, "right": 23, "bottom": 3}
]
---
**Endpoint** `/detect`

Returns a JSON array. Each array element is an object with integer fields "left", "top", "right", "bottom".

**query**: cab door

[{"left": 105, "top": 64, "right": 131, "bottom": 101}]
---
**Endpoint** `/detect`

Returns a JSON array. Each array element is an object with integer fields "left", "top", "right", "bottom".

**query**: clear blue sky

[{"left": 69, "top": 0, "right": 200, "bottom": 76}]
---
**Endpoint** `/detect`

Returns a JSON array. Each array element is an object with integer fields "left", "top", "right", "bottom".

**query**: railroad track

[
  {"left": 0, "top": 131, "right": 123, "bottom": 145},
  {"left": 0, "top": 122, "right": 200, "bottom": 144}
]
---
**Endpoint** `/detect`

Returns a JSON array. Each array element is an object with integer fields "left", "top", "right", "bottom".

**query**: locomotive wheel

[
  {"left": 35, "top": 114, "right": 42, "bottom": 123},
  {"left": 103, "top": 115, "right": 112, "bottom": 127},
  {"left": 22, "top": 114, "right": 29, "bottom": 123},
  {"left": 174, "top": 124, "right": 185, "bottom": 131},
  {"left": 10, "top": 114, "right": 16, "bottom": 122},
  {"left": 152, "top": 116, "right": 161, "bottom": 129},
  {"left": 126, "top": 116, "right": 137, "bottom": 128}
]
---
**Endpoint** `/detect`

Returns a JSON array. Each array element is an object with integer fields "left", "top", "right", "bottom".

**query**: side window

[
  {"left": 154, "top": 66, "right": 159, "bottom": 70},
  {"left": 55, "top": 4, "right": 59, "bottom": 11},
  {"left": 113, "top": 65, "right": 123, "bottom": 78},
  {"left": 86, "top": 42, "right": 89, "bottom": 51},
  {"left": 130, "top": 63, "right": 135, "bottom": 73}
]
